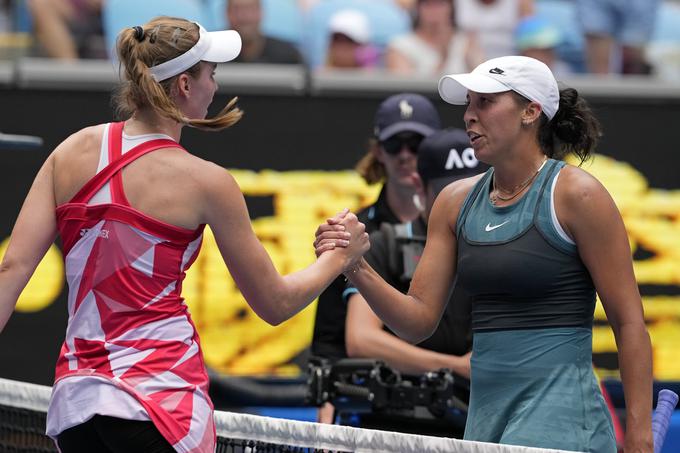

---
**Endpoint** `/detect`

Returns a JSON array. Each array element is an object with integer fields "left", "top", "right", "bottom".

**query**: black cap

[
  {"left": 417, "top": 128, "right": 489, "bottom": 196},
  {"left": 373, "top": 93, "right": 441, "bottom": 141}
]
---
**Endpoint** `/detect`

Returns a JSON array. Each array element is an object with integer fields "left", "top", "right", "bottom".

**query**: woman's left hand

[{"left": 313, "top": 208, "right": 351, "bottom": 257}]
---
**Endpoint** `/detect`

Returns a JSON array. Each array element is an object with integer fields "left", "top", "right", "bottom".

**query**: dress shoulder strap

[
  {"left": 456, "top": 168, "right": 493, "bottom": 238},
  {"left": 68, "top": 122, "right": 185, "bottom": 204}
]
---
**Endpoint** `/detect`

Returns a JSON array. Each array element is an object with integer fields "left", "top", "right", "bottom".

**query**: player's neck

[{"left": 126, "top": 109, "right": 182, "bottom": 142}]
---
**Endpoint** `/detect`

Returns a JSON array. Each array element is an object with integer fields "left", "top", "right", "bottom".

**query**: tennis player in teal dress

[
  {"left": 456, "top": 158, "right": 615, "bottom": 450},
  {"left": 315, "top": 56, "right": 653, "bottom": 452}
]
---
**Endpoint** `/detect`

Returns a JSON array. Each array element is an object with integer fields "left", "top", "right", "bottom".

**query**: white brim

[
  {"left": 149, "top": 25, "right": 242, "bottom": 81},
  {"left": 202, "top": 29, "right": 242, "bottom": 63},
  {"left": 378, "top": 121, "right": 435, "bottom": 141},
  {"left": 438, "top": 73, "right": 511, "bottom": 105}
]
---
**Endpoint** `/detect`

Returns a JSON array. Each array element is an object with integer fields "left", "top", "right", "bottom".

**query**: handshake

[{"left": 313, "top": 208, "right": 370, "bottom": 275}]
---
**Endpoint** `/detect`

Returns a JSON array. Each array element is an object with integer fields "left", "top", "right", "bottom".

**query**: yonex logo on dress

[
  {"left": 485, "top": 220, "right": 510, "bottom": 232},
  {"left": 80, "top": 228, "right": 110, "bottom": 239}
]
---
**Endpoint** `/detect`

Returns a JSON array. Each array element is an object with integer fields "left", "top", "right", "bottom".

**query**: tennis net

[{"left": 0, "top": 377, "right": 578, "bottom": 453}]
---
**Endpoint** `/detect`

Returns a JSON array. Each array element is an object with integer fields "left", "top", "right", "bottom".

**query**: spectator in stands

[
  {"left": 299, "top": 0, "right": 417, "bottom": 13},
  {"left": 311, "top": 93, "right": 441, "bottom": 423},
  {"left": 515, "top": 15, "right": 571, "bottom": 76},
  {"left": 323, "top": 9, "right": 378, "bottom": 70},
  {"left": 386, "top": 0, "right": 483, "bottom": 76},
  {"left": 342, "top": 128, "right": 487, "bottom": 436},
  {"left": 455, "top": 0, "right": 534, "bottom": 60},
  {"left": 576, "top": 0, "right": 661, "bottom": 74},
  {"left": 27, "top": 0, "right": 105, "bottom": 60},
  {"left": 227, "top": 0, "right": 303, "bottom": 64}
]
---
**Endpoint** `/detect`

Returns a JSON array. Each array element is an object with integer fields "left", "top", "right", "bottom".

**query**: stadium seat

[
  {"left": 652, "top": 2, "right": 680, "bottom": 43},
  {"left": 534, "top": 0, "right": 586, "bottom": 73},
  {"left": 303, "top": 0, "right": 411, "bottom": 69},
  {"left": 102, "top": 0, "right": 209, "bottom": 58},
  {"left": 646, "top": 2, "right": 680, "bottom": 80},
  {"left": 10, "top": 0, "right": 33, "bottom": 33}
]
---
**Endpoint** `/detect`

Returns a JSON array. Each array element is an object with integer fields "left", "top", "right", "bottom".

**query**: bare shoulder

[
  {"left": 53, "top": 124, "right": 106, "bottom": 158},
  {"left": 179, "top": 157, "right": 242, "bottom": 207},
  {"left": 431, "top": 173, "right": 485, "bottom": 230},
  {"left": 555, "top": 164, "right": 611, "bottom": 208},
  {"left": 189, "top": 158, "right": 250, "bottom": 227},
  {"left": 554, "top": 163, "right": 621, "bottom": 241},
  {"left": 51, "top": 124, "right": 107, "bottom": 181}
]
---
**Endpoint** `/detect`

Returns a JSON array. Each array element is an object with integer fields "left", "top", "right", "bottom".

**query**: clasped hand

[{"left": 313, "top": 208, "right": 370, "bottom": 272}]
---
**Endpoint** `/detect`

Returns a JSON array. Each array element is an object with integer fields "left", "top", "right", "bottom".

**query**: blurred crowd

[{"left": 1, "top": 0, "right": 680, "bottom": 79}]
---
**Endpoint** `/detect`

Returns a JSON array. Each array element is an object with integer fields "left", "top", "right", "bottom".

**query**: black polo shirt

[
  {"left": 233, "top": 36, "right": 303, "bottom": 64},
  {"left": 345, "top": 216, "right": 472, "bottom": 356},
  {"left": 311, "top": 187, "right": 400, "bottom": 361}
]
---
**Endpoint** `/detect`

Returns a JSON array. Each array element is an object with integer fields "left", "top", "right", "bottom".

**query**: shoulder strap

[
  {"left": 531, "top": 159, "right": 561, "bottom": 220},
  {"left": 456, "top": 168, "right": 492, "bottom": 238},
  {"left": 69, "top": 122, "right": 185, "bottom": 204},
  {"left": 108, "top": 121, "right": 127, "bottom": 204}
]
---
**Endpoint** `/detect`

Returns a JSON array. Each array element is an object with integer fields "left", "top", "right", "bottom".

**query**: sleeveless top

[
  {"left": 456, "top": 159, "right": 596, "bottom": 332},
  {"left": 46, "top": 122, "right": 214, "bottom": 453},
  {"left": 388, "top": 31, "right": 470, "bottom": 76}
]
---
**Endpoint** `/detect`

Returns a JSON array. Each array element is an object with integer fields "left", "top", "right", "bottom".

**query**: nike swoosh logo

[{"left": 485, "top": 220, "right": 510, "bottom": 232}]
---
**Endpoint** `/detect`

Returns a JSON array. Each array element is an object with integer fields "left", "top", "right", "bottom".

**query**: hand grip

[{"left": 653, "top": 389, "right": 679, "bottom": 453}]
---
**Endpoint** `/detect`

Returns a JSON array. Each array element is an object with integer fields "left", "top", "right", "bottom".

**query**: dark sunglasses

[{"left": 380, "top": 133, "right": 424, "bottom": 155}]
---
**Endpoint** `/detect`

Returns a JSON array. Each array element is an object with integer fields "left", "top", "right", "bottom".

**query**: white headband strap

[{"left": 149, "top": 23, "right": 210, "bottom": 82}]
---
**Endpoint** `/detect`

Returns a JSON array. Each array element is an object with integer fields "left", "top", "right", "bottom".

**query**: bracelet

[{"left": 343, "top": 262, "right": 361, "bottom": 281}]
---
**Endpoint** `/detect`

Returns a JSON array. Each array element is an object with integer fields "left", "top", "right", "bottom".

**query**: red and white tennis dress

[{"left": 46, "top": 122, "right": 215, "bottom": 452}]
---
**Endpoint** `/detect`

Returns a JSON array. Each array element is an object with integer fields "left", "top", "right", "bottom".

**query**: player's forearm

[
  {"left": 272, "top": 251, "right": 347, "bottom": 325},
  {"left": 614, "top": 321, "right": 653, "bottom": 441},
  {"left": 0, "top": 260, "right": 34, "bottom": 333},
  {"left": 346, "top": 259, "right": 439, "bottom": 344},
  {"left": 348, "top": 327, "right": 469, "bottom": 376}
]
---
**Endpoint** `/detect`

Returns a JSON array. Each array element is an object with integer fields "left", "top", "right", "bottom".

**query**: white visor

[
  {"left": 149, "top": 23, "right": 241, "bottom": 82},
  {"left": 438, "top": 56, "right": 560, "bottom": 120},
  {"left": 438, "top": 73, "right": 511, "bottom": 104}
]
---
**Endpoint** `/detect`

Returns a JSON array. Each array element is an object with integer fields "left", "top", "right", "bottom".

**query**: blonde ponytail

[{"left": 113, "top": 16, "right": 242, "bottom": 131}]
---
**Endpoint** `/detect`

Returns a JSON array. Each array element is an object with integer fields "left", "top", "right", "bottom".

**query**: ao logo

[{"left": 445, "top": 147, "right": 478, "bottom": 169}]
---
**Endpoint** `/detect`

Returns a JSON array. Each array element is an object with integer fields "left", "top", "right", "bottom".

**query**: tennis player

[
  {"left": 317, "top": 55, "right": 653, "bottom": 452},
  {"left": 0, "top": 16, "right": 368, "bottom": 453}
]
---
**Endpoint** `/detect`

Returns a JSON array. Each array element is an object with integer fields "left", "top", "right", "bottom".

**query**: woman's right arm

[
  {"left": 343, "top": 181, "right": 469, "bottom": 344},
  {"left": 346, "top": 292, "right": 470, "bottom": 377},
  {"left": 0, "top": 154, "right": 58, "bottom": 332},
  {"left": 202, "top": 165, "right": 368, "bottom": 326}
]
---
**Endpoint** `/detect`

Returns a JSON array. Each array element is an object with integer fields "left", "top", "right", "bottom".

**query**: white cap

[
  {"left": 328, "top": 9, "right": 371, "bottom": 44},
  {"left": 149, "top": 23, "right": 241, "bottom": 82},
  {"left": 438, "top": 55, "right": 560, "bottom": 120}
]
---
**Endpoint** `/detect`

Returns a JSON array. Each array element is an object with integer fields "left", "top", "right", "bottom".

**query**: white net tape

[{"left": 0, "top": 377, "right": 580, "bottom": 453}]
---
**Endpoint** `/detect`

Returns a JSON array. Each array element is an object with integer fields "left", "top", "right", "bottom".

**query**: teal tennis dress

[{"left": 456, "top": 159, "right": 616, "bottom": 452}]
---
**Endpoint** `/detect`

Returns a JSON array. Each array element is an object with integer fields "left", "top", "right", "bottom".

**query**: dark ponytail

[{"left": 538, "top": 88, "right": 602, "bottom": 164}]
